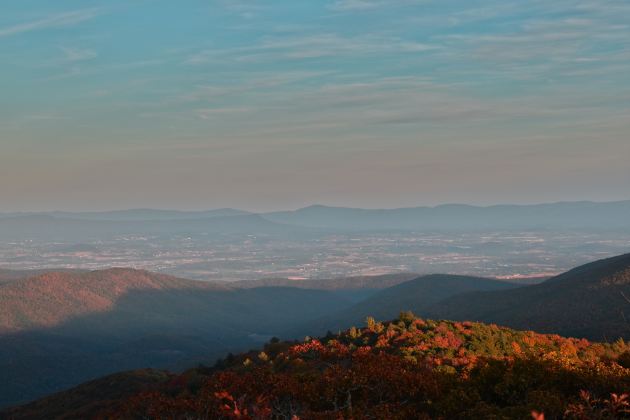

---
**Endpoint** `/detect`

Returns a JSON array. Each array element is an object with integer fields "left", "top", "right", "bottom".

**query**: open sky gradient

[{"left": 1, "top": 0, "right": 629, "bottom": 211}]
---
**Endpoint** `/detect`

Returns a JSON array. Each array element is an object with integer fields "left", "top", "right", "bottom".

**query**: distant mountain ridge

[
  {"left": 263, "top": 200, "right": 630, "bottom": 230},
  {"left": 2, "top": 200, "right": 629, "bottom": 235},
  {"left": 0, "top": 213, "right": 295, "bottom": 240},
  {"left": 0, "top": 208, "right": 250, "bottom": 221}
]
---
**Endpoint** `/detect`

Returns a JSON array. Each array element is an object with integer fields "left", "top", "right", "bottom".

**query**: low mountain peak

[{"left": 0, "top": 268, "right": 226, "bottom": 333}]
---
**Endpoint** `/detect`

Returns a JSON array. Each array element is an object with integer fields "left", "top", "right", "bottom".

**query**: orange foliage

[{"left": 117, "top": 315, "right": 630, "bottom": 419}]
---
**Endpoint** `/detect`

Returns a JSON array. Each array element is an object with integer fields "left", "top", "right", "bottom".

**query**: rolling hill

[
  {"left": 292, "top": 274, "right": 518, "bottom": 335},
  {"left": 232, "top": 272, "right": 418, "bottom": 291},
  {"left": 0, "top": 269, "right": 354, "bottom": 407},
  {"left": 232, "top": 273, "right": 420, "bottom": 303},
  {"left": 0, "top": 269, "right": 229, "bottom": 333},
  {"left": 428, "top": 253, "right": 630, "bottom": 340}
]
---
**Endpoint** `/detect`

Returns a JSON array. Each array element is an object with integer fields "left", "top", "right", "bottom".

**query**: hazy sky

[{"left": 1, "top": 0, "right": 629, "bottom": 211}]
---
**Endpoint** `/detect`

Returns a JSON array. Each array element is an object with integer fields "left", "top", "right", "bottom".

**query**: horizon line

[{"left": 2, "top": 198, "right": 629, "bottom": 215}]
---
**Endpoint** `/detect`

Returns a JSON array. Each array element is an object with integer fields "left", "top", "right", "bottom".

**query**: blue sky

[{"left": 1, "top": 0, "right": 629, "bottom": 211}]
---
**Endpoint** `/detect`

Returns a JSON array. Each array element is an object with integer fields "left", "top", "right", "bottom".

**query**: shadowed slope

[
  {"left": 0, "top": 269, "right": 355, "bottom": 408},
  {"left": 0, "top": 369, "right": 172, "bottom": 420},
  {"left": 429, "top": 253, "right": 630, "bottom": 340},
  {"left": 231, "top": 273, "right": 418, "bottom": 291},
  {"left": 291, "top": 274, "right": 518, "bottom": 336}
]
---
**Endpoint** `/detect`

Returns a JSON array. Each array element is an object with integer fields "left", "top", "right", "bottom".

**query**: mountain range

[
  {"left": 2, "top": 200, "right": 630, "bottom": 241},
  {"left": 2, "top": 252, "right": 630, "bottom": 410},
  {"left": 299, "top": 253, "right": 630, "bottom": 342},
  {"left": 0, "top": 213, "right": 293, "bottom": 241},
  {"left": 264, "top": 201, "right": 630, "bottom": 230},
  {"left": 0, "top": 208, "right": 249, "bottom": 221}
]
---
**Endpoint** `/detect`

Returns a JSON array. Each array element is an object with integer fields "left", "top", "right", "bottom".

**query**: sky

[{"left": 1, "top": 0, "right": 629, "bottom": 212}]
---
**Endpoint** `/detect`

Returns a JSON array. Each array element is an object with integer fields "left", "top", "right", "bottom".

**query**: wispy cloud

[
  {"left": 0, "top": 8, "right": 102, "bottom": 38},
  {"left": 329, "top": 0, "right": 427, "bottom": 11},
  {"left": 428, "top": 1, "right": 630, "bottom": 83},
  {"left": 219, "top": 0, "right": 266, "bottom": 18},
  {"left": 195, "top": 107, "right": 251, "bottom": 120},
  {"left": 178, "top": 71, "right": 333, "bottom": 103},
  {"left": 59, "top": 46, "right": 98, "bottom": 62},
  {"left": 257, "top": 34, "right": 436, "bottom": 58},
  {"left": 40, "top": 59, "right": 164, "bottom": 82},
  {"left": 187, "top": 33, "right": 437, "bottom": 64}
]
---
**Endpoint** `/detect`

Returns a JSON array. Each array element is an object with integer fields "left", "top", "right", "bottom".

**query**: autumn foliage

[{"left": 115, "top": 313, "right": 630, "bottom": 419}]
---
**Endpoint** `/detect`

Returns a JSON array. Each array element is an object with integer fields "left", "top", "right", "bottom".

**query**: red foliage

[{"left": 117, "top": 315, "right": 630, "bottom": 419}]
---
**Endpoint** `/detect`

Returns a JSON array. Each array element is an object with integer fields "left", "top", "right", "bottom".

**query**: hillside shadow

[{"left": 0, "top": 285, "right": 356, "bottom": 409}]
